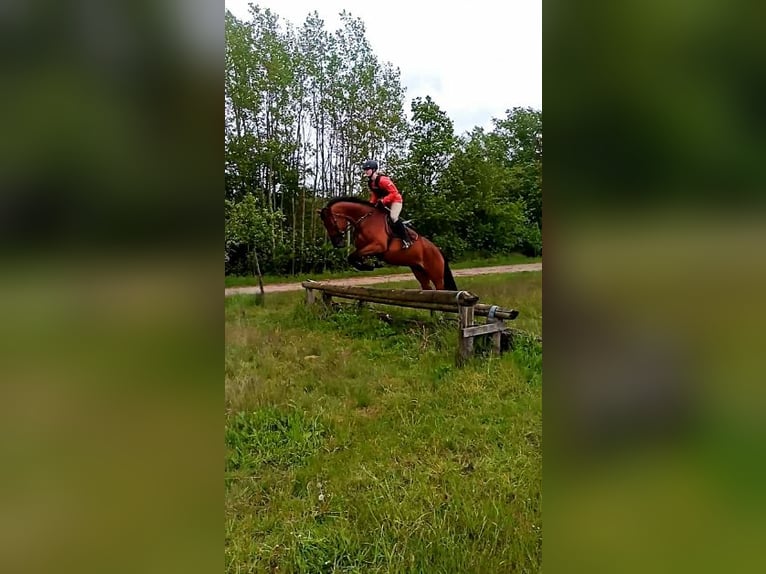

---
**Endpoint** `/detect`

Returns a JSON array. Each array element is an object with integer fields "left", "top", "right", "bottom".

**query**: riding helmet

[{"left": 362, "top": 159, "right": 378, "bottom": 171}]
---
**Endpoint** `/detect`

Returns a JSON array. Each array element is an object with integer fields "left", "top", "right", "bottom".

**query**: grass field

[{"left": 225, "top": 271, "right": 542, "bottom": 573}]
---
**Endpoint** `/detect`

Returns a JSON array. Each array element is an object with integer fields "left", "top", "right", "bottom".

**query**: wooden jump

[{"left": 301, "top": 280, "right": 519, "bottom": 365}]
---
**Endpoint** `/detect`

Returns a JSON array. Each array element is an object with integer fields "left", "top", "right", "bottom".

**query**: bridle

[{"left": 324, "top": 205, "right": 376, "bottom": 240}]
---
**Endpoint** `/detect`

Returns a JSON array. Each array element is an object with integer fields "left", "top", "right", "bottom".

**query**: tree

[
  {"left": 406, "top": 96, "right": 456, "bottom": 193},
  {"left": 225, "top": 194, "right": 285, "bottom": 296},
  {"left": 393, "top": 96, "right": 456, "bottom": 252},
  {"left": 491, "top": 107, "right": 542, "bottom": 226}
]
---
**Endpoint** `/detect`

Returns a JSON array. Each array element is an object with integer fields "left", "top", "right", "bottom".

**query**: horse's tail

[{"left": 441, "top": 251, "right": 458, "bottom": 291}]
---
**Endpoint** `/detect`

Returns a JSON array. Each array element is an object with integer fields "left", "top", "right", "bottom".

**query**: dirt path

[{"left": 225, "top": 262, "right": 542, "bottom": 296}]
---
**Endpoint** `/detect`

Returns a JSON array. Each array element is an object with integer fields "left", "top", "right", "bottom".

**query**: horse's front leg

[
  {"left": 348, "top": 250, "right": 375, "bottom": 271},
  {"left": 349, "top": 239, "right": 388, "bottom": 271}
]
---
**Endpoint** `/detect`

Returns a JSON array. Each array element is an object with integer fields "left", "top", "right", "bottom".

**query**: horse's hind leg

[
  {"left": 410, "top": 266, "right": 433, "bottom": 290},
  {"left": 426, "top": 260, "right": 445, "bottom": 290},
  {"left": 423, "top": 246, "right": 444, "bottom": 291}
]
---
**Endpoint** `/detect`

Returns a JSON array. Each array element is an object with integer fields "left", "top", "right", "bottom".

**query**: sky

[{"left": 224, "top": 0, "right": 541, "bottom": 135}]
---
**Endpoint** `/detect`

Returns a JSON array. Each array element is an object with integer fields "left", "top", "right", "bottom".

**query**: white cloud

[{"left": 225, "top": 0, "right": 541, "bottom": 135}]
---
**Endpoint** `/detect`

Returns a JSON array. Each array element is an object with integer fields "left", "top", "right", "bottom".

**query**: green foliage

[
  {"left": 225, "top": 408, "right": 327, "bottom": 472},
  {"left": 519, "top": 221, "right": 543, "bottom": 257},
  {"left": 225, "top": 193, "right": 286, "bottom": 276},
  {"left": 402, "top": 117, "right": 543, "bottom": 260},
  {"left": 492, "top": 106, "right": 543, "bottom": 167},
  {"left": 491, "top": 107, "right": 543, "bottom": 227},
  {"left": 510, "top": 332, "right": 543, "bottom": 387},
  {"left": 401, "top": 95, "right": 457, "bottom": 196},
  {"left": 225, "top": 193, "right": 283, "bottom": 248}
]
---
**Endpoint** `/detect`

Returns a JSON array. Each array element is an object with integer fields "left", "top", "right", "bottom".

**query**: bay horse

[{"left": 318, "top": 197, "right": 458, "bottom": 290}]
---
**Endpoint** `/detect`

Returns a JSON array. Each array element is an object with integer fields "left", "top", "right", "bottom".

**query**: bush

[{"left": 519, "top": 223, "right": 543, "bottom": 257}]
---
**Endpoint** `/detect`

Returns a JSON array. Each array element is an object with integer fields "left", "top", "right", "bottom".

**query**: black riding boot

[{"left": 392, "top": 219, "right": 411, "bottom": 249}]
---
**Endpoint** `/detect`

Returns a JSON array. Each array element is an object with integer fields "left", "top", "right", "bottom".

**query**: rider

[{"left": 362, "top": 159, "right": 411, "bottom": 249}]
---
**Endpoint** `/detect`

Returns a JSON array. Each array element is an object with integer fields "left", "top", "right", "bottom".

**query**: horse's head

[{"left": 318, "top": 205, "right": 348, "bottom": 248}]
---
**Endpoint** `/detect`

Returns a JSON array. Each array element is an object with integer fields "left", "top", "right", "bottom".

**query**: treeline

[{"left": 225, "top": 5, "right": 541, "bottom": 276}]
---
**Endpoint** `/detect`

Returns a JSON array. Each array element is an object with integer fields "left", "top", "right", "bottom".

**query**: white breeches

[{"left": 389, "top": 201, "right": 402, "bottom": 222}]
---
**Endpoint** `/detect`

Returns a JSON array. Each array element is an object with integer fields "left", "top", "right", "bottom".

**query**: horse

[{"left": 318, "top": 196, "right": 458, "bottom": 290}]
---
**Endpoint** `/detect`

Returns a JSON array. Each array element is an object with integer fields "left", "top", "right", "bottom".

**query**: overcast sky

[{"left": 224, "top": 0, "right": 541, "bottom": 135}]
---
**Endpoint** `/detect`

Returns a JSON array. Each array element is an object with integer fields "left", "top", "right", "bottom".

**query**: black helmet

[{"left": 362, "top": 159, "right": 378, "bottom": 171}]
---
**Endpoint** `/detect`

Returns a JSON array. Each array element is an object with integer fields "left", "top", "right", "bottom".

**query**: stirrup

[{"left": 401, "top": 239, "right": 411, "bottom": 249}]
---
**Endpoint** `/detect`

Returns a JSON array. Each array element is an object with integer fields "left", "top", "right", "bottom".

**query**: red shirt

[{"left": 368, "top": 174, "right": 403, "bottom": 206}]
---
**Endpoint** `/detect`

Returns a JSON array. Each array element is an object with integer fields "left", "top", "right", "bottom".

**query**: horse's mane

[{"left": 326, "top": 196, "right": 374, "bottom": 208}]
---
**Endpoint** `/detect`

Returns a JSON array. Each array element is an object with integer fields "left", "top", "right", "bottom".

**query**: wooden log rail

[
  {"left": 302, "top": 280, "right": 519, "bottom": 365},
  {"left": 302, "top": 281, "right": 479, "bottom": 305}
]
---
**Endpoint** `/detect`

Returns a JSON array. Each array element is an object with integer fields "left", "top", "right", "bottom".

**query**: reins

[{"left": 330, "top": 206, "right": 376, "bottom": 234}]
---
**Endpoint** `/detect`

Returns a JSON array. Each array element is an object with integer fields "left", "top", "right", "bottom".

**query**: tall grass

[{"left": 225, "top": 271, "right": 542, "bottom": 573}]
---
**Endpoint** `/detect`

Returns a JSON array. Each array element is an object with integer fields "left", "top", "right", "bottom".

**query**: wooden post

[
  {"left": 457, "top": 304, "right": 475, "bottom": 366},
  {"left": 306, "top": 288, "right": 315, "bottom": 305},
  {"left": 487, "top": 305, "right": 503, "bottom": 355},
  {"left": 491, "top": 319, "right": 504, "bottom": 354}
]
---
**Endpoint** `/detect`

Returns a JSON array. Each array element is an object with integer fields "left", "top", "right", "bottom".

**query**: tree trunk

[{"left": 251, "top": 245, "right": 265, "bottom": 298}]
